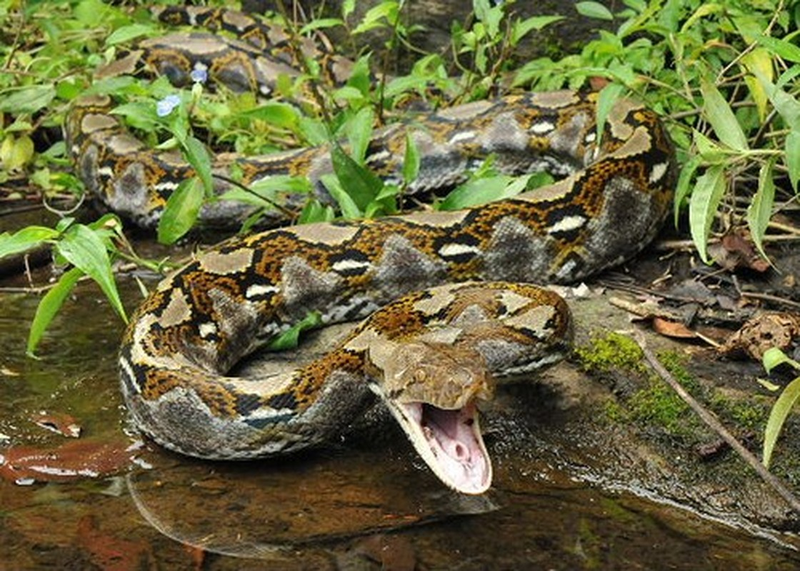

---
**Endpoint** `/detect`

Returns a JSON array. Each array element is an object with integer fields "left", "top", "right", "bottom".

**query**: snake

[{"left": 66, "top": 7, "right": 676, "bottom": 494}]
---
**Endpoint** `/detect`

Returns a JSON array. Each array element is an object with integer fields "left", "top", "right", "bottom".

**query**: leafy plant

[
  {"left": 0, "top": 215, "right": 128, "bottom": 356},
  {"left": 761, "top": 348, "right": 800, "bottom": 468},
  {"left": 514, "top": 0, "right": 799, "bottom": 263}
]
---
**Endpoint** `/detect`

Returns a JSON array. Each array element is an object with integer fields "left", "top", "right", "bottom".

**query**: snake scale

[{"left": 67, "top": 7, "right": 676, "bottom": 494}]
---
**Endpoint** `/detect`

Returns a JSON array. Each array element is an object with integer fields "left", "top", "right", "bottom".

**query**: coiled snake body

[{"left": 68, "top": 7, "right": 676, "bottom": 494}]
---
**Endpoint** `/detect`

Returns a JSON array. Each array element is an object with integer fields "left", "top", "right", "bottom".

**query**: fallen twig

[
  {"left": 631, "top": 329, "right": 800, "bottom": 516},
  {"left": 739, "top": 291, "right": 800, "bottom": 310}
]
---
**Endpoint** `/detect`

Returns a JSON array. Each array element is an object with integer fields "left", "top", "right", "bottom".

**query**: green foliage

[
  {"left": 0, "top": 215, "right": 128, "bottom": 356},
  {"left": 761, "top": 348, "right": 800, "bottom": 469},
  {"left": 514, "top": 0, "right": 799, "bottom": 264}
]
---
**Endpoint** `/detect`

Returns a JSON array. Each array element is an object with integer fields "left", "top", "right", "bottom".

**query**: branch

[{"left": 631, "top": 329, "right": 800, "bottom": 516}]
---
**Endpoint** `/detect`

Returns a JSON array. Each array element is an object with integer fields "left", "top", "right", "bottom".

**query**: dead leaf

[
  {"left": 718, "top": 312, "right": 800, "bottom": 360},
  {"left": 652, "top": 317, "right": 698, "bottom": 339},
  {"left": 708, "top": 230, "right": 770, "bottom": 273},
  {"left": 0, "top": 439, "right": 142, "bottom": 484},
  {"left": 31, "top": 411, "right": 81, "bottom": 438}
]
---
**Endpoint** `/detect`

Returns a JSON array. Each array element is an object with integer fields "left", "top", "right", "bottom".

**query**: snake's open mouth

[{"left": 397, "top": 401, "right": 492, "bottom": 495}]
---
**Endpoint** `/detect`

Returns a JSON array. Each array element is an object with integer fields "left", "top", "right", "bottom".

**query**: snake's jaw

[
  {"left": 372, "top": 341, "right": 495, "bottom": 494},
  {"left": 372, "top": 385, "right": 492, "bottom": 495},
  {"left": 402, "top": 400, "right": 492, "bottom": 495}
]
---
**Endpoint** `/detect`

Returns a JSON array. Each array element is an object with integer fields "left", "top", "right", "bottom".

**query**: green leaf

[
  {"left": 157, "top": 178, "right": 205, "bottom": 244},
  {"left": 330, "top": 144, "right": 383, "bottom": 211},
  {"left": 181, "top": 135, "right": 214, "bottom": 194},
  {"left": 786, "top": 129, "right": 800, "bottom": 192},
  {"left": 26, "top": 267, "right": 83, "bottom": 358},
  {"left": 762, "top": 347, "right": 799, "bottom": 374},
  {"left": 512, "top": 16, "right": 564, "bottom": 45},
  {"left": 763, "top": 374, "right": 800, "bottom": 468},
  {"left": 673, "top": 155, "right": 701, "bottom": 227},
  {"left": 689, "top": 164, "right": 726, "bottom": 263},
  {"left": 221, "top": 174, "right": 312, "bottom": 206},
  {"left": 440, "top": 174, "right": 531, "bottom": 211},
  {"left": 346, "top": 106, "right": 375, "bottom": 164},
  {"left": 105, "top": 23, "right": 153, "bottom": 45},
  {"left": 341, "top": 0, "right": 356, "bottom": 19},
  {"left": 0, "top": 85, "right": 56, "bottom": 114},
  {"left": 1, "top": 134, "right": 35, "bottom": 170},
  {"left": 752, "top": 69, "right": 800, "bottom": 131},
  {"left": 300, "top": 18, "right": 345, "bottom": 34},
  {"left": 320, "top": 173, "right": 362, "bottom": 219},
  {"left": 692, "top": 129, "right": 725, "bottom": 162},
  {"left": 756, "top": 35, "right": 800, "bottom": 64},
  {"left": 298, "top": 200, "right": 335, "bottom": 225},
  {"left": 56, "top": 225, "right": 127, "bottom": 323},
  {"left": 747, "top": 158, "right": 776, "bottom": 263},
  {"left": 576, "top": 1, "right": 614, "bottom": 21},
  {"left": 595, "top": 83, "right": 625, "bottom": 147},
  {"left": 352, "top": 1, "right": 399, "bottom": 34},
  {"left": 0, "top": 226, "right": 58, "bottom": 259},
  {"left": 239, "top": 102, "right": 300, "bottom": 129},
  {"left": 699, "top": 77, "right": 749, "bottom": 151},
  {"left": 473, "top": 0, "right": 503, "bottom": 38},
  {"left": 267, "top": 311, "right": 322, "bottom": 351},
  {"left": 402, "top": 131, "right": 421, "bottom": 186}
]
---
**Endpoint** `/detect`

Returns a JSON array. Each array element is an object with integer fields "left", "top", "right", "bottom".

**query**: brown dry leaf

[
  {"left": 707, "top": 230, "right": 770, "bottom": 272},
  {"left": 0, "top": 439, "right": 141, "bottom": 484},
  {"left": 652, "top": 317, "right": 698, "bottom": 339},
  {"left": 31, "top": 411, "right": 81, "bottom": 438},
  {"left": 718, "top": 312, "right": 800, "bottom": 360}
]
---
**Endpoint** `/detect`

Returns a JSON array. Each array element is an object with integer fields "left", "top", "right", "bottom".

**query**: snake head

[{"left": 371, "top": 341, "right": 495, "bottom": 495}]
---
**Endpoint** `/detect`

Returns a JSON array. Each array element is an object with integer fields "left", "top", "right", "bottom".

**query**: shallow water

[{"left": 1, "top": 270, "right": 799, "bottom": 570}]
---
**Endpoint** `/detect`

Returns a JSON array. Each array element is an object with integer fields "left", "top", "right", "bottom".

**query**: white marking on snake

[
  {"left": 554, "top": 259, "right": 578, "bottom": 281},
  {"left": 246, "top": 284, "right": 279, "bottom": 299},
  {"left": 547, "top": 215, "right": 587, "bottom": 235},
  {"left": 198, "top": 322, "right": 217, "bottom": 338},
  {"left": 447, "top": 131, "right": 476, "bottom": 145},
  {"left": 154, "top": 180, "right": 179, "bottom": 192},
  {"left": 438, "top": 243, "right": 482, "bottom": 259},
  {"left": 331, "top": 259, "right": 371, "bottom": 274},
  {"left": 530, "top": 121, "right": 555, "bottom": 135},
  {"left": 367, "top": 150, "right": 391, "bottom": 163},
  {"left": 649, "top": 162, "right": 668, "bottom": 184},
  {"left": 119, "top": 357, "right": 138, "bottom": 394}
]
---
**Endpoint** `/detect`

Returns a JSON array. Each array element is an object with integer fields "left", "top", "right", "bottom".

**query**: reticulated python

[{"left": 67, "top": 7, "right": 676, "bottom": 494}]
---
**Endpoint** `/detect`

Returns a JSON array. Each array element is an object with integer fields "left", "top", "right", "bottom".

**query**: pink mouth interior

[{"left": 405, "top": 402, "right": 490, "bottom": 494}]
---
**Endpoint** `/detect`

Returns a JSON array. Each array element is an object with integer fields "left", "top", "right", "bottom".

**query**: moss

[
  {"left": 574, "top": 331, "right": 648, "bottom": 375},
  {"left": 655, "top": 350, "right": 701, "bottom": 393},
  {"left": 577, "top": 332, "right": 701, "bottom": 438},
  {"left": 625, "top": 378, "right": 697, "bottom": 438},
  {"left": 708, "top": 393, "right": 768, "bottom": 432}
]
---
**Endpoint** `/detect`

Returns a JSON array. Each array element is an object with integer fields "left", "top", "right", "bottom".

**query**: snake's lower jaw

[{"left": 391, "top": 400, "right": 492, "bottom": 495}]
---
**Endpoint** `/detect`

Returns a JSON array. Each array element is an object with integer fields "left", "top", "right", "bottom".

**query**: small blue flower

[
  {"left": 191, "top": 67, "right": 208, "bottom": 84},
  {"left": 156, "top": 94, "right": 182, "bottom": 117}
]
